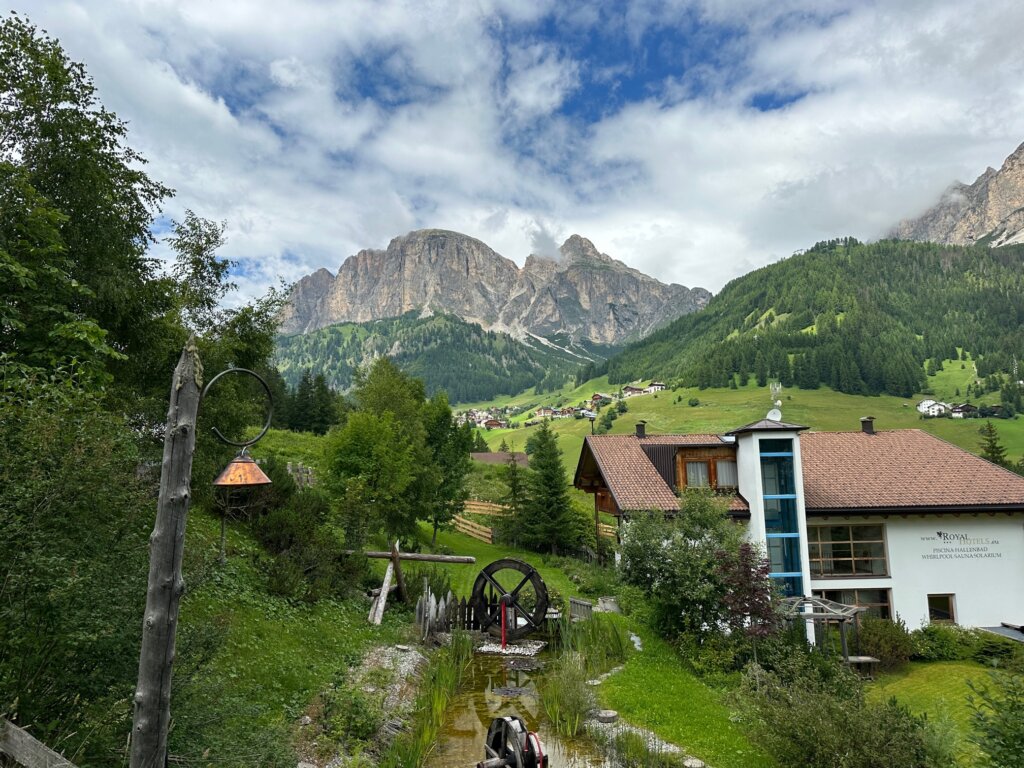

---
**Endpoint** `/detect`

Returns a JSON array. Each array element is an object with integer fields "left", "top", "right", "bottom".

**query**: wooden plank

[
  {"left": 369, "top": 560, "right": 394, "bottom": 625},
  {"left": 353, "top": 551, "right": 477, "bottom": 564},
  {"left": 391, "top": 541, "right": 408, "bottom": 603},
  {"left": 597, "top": 522, "right": 616, "bottom": 539},
  {"left": 1, "top": 719, "right": 78, "bottom": 768}
]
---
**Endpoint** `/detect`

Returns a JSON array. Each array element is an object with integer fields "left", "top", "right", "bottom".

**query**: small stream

[{"left": 426, "top": 651, "right": 610, "bottom": 768}]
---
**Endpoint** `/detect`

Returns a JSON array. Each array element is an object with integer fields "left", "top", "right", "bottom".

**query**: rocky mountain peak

[
  {"left": 279, "top": 229, "right": 710, "bottom": 345},
  {"left": 893, "top": 140, "right": 1024, "bottom": 247}
]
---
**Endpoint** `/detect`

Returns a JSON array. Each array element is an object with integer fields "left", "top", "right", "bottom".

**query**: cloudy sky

[{"left": 21, "top": 0, "right": 1024, "bottom": 301}]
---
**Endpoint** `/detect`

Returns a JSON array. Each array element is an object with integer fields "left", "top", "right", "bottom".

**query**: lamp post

[{"left": 130, "top": 345, "right": 272, "bottom": 768}]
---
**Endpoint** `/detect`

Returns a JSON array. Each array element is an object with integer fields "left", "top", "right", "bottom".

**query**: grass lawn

[
  {"left": 599, "top": 625, "right": 775, "bottom": 768},
  {"left": 868, "top": 660, "right": 990, "bottom": 765}
]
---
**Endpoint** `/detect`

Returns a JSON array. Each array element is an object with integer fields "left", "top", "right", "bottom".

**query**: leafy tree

[
  {"left": 168, "top": 210, "right": 234, "bottom": 334},
  {"left": 979, "top": 421, "right": 1008, "bottom": 467},
  {"left": 423, "top": 392, "right": 472, "bottom": 544},
  {"left": 1, "top": 14, "right": 173, "bottom": 393},
  {"left": 619, "top": 491, "right": 746, "bottom": 640},
  {"left": 325, "top": 410, "right": 416, "bottom": 543}
]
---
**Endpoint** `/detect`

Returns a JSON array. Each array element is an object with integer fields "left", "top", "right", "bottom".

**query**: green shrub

[
  {"left": 910, "top": 624, "right": 977, "bottom": 661},
  {"left": 859, "top": 615, "right": 914, "bottom": 671},
  {"left": 736, "top": 658, "right": 956, "bottom": 768},
  {"left": 688, "top": 397, "right": 700, "bottom": 407},
  {"left": 969, "top": 670, "right": 1024, "bottom": 767},
  {"left": 322, "top": 680, "right": 384, "bottom": 750},
  {"left": 971, "top": 633, "right": 1018, "bottom": 665}
]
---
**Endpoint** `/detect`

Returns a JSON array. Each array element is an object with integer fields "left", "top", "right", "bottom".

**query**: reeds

[
  {"left": 378, "top": 630, "right": 474, "bottom": 768},
  {"left": 539, "top": 651, "right": 594, "bottom": 737}
]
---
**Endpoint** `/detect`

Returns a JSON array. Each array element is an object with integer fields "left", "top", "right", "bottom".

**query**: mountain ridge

[
  {"left": 279, "top": 229, "right": 711, "bottom": 346},
  {"left": 894, "top": 141, "right": 1024, "bottom": 247}
]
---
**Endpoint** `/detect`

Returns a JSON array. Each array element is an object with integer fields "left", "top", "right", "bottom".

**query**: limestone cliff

[
  {"left": 279, "top": 229, "right": 710, "bottom": 345},
  {"left": 894, "top": 141, "right": 1024, "bottom": 247}
]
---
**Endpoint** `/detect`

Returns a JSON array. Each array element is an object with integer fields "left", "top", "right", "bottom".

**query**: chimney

[
  {"left": 635, "top": 421, "right": 647, "bottom": 439},
  {"left": 860, "top": 417, "right": 875, "bottom": 435}
]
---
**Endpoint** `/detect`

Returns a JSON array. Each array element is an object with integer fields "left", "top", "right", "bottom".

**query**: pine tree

[
  {"left": 979, "top": 421, "right": 1008, "bottom": 467},
  {"left": 521, "top": 422, "right": 574, "bottom": 554},
  {"left": 472, "top": 430, "right": 489, "bottom": 452}
]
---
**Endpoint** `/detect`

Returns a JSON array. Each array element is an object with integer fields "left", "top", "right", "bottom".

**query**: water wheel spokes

[{"left": 471, "top": 558, "right": 549, "bottom": 642}]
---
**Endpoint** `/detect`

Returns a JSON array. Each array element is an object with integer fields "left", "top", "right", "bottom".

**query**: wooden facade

[{"left": 675, "top": 446, "right": 738, "bottom": 492}]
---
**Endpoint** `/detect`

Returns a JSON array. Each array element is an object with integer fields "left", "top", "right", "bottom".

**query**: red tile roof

[
  {"left": 575, "top": 434, "right": 746, "bottom": 514},
  {"left": 800, "top": 429, "right": 1024, "bottom": 512}
]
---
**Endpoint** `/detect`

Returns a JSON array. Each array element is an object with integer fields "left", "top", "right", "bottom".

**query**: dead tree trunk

[{"left": 130, "top": 340, "right": 202, "bottom": 768}]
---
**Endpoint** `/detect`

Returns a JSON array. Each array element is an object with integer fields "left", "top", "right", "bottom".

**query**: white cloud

[{"left": 17, "top": 0, "right": 1024, "bottom": 303}]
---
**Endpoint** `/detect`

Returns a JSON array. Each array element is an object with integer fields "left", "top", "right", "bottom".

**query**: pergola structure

[{"left": 780, "top": 595, "right": 865, "bottom": 662}]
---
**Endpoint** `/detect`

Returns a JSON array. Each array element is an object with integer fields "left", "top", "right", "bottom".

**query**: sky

[{"left": 19, "top": 0, "right": 1024, "bottom": 303}]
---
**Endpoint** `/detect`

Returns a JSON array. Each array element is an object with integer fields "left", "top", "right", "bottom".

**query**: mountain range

[{"left": 279, "top": 229, "right": 710, "bottom": 346}]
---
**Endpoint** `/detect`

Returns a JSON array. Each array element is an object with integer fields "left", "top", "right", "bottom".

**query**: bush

[
  {"left": 910, "top": 624, "right": 977, "bottom": 662},
  {"left": 969, "top": 670, "right": 1024, "bottom": 768},
  {"left": 971, "top": 633, "right": 1019, "bottom": 665},
  {"left": 736, "top": 655, "right": 956, "bottom": 768},
  {"left": 322, "top": 679, "right": 384, "bottom": 750},
  {"left": 688, "top": 397, "right": 700, "bottom": 407},
  {"left": 859, "top": 615, "right": 914, "bottom": 671}
]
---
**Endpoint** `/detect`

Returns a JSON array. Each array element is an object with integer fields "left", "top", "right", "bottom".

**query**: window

[
  {"left": 815, "top": 588, "right": 892, "bottom": 619},
  {"left": 808, "top": 524, "right": 888, "bottom": 578},
  {"left": 686, "top": 461, "right": 710, "bottom": 487},
  {"left": 928, "top": 594, "right": 956, "bottom": 623},
  {"left": 760, "top": 437, "right": 802, "bottom": 596},
  {"left": 716, "top": 460, "right": 738, "bottom": 488}
]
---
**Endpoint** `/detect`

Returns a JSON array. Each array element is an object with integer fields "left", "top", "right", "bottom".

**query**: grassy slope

[
  {"left": 868, "top": 661, "right": 989, "bottom": 765},
  {"left": 174, "top": 509, "right": 407, "bottom": 764},
  {"left": 473, "top": 360, "right": 1024, "bottom": 471}
]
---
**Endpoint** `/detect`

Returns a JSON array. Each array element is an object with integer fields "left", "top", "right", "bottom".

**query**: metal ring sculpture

[
  {"left": 199, "top": 367, "right": 274, "bottom": 447},
  {"left": 471, "top": 559, "right": 549, "bottom": 643}
]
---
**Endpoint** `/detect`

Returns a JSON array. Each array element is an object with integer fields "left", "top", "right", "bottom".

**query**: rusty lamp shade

[{"left": 213, "top": 450, "right": 272, "bottom": 488}]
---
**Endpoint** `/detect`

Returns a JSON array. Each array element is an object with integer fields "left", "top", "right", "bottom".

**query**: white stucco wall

[{"left": 809, "top": 513, "right": 1024, "bottom": 627}]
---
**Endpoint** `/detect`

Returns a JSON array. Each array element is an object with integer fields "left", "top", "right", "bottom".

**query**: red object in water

[{"left": 501, "top": 601, "right": 507, "bottom": 649}]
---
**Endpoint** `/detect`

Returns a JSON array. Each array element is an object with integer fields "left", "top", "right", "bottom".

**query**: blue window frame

[{"left": 760, "top": 437, "right": 803, "bottom": 595}]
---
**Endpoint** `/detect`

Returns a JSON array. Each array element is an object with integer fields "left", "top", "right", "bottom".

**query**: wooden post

[
  {"left": 391, "top": 540, "right": 408, "bottom": 604},
  {"left": 130, "top": 340, "right": 202, "bottom": 768},
  {"left": 594, "top": 496, "right": 601, "bottom": 565}
]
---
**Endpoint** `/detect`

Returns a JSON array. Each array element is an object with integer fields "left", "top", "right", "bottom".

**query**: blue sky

[{"left": 20, "top": 0, "right": 1024, "bottom": 303}]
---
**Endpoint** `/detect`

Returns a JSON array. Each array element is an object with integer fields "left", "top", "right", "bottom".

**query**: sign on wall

[{"left": 919, "top": 530, "right": 1004, "bottom": 561}]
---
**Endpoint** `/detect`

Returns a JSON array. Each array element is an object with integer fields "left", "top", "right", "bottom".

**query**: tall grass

[
  {"left": 550, "top": 613, "right": 631, "bottom": 676},
  {"left": 378, "top": 630, "right": 474, "bottom": 768},
  {"left": 539, "top": 651, "right": 594, "bottom": 737}
]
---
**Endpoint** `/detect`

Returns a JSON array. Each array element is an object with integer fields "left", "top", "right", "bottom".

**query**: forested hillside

[
  {"left": 275, "top": 311, "right": 614, "bottom": 402},
  {"left": 607, "top": 238, "right": 1024, "bottom": 397}
]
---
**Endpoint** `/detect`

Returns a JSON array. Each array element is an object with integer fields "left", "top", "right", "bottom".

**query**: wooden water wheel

[{"left": 470, "top": 558, "right": 549, "bottom": 642}]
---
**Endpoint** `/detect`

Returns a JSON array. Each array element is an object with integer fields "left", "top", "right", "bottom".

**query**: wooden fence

[
  {"left": 463, "top": 499, "right": 506, "bottom": 516},
  {"left": 453, "top": 514, "right": 493, "bottom": 543},
  {"left": 569, "top": 597, "right": 594, "bottom": 620},
  {"left": 415, "top": 586, "right": 538, "bottom": 639},
  {"left": 285, "top": 462, "right": 316, "bottom": 488},
  {"left": 597, "top": 522, "right": 616, "bottom": 539},
  {"left": 1, "top": 719, "right": 78, "bottom": 768}
]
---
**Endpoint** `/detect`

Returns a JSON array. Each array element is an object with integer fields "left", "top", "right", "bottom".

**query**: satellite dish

[{"left": 766, "top": 408, "right": 783, "bottom": 422}]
